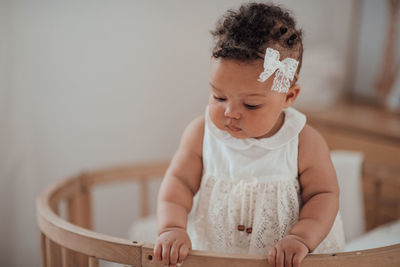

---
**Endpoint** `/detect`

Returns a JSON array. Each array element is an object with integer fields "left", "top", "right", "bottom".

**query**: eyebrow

[
  {"left": 209, "top": 82, "right": 267, "bottom": 97},
  {"left": 209, "top": 82, "right": 221, "bottom": 92}
]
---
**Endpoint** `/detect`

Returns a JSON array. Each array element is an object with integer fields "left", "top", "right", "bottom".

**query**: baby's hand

[
  {"left": 267, "top": 234, "right": 309, "bottom": 267},
  {"left": 154, "top": 227, "right": 192, "bottom": 267}
]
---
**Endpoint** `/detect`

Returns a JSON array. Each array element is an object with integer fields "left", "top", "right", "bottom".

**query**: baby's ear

[{"left": 284, "top": 84, "right": 300, "bottom": 108}]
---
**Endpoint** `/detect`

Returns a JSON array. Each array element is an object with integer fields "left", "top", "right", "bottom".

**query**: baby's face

[{"left": 209, "top": 58, "right": 294, "bottom": 139}]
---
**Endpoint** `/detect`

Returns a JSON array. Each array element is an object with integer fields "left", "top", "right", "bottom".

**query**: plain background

[
  {"left": 354, "top": 0, "right": 400, "bottom": 103},
  {"left": 0, "top": 0, "right": 358, "bottom": 266}
]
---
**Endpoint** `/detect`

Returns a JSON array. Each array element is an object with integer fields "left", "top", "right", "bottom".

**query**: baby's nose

[{"left": 224, "top": 105, "right": 241, "bottom": 119}]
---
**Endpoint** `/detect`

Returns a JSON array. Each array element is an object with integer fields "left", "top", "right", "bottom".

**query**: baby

[{"left": 154, "top": 3, "right": 345, "bottom": 267}]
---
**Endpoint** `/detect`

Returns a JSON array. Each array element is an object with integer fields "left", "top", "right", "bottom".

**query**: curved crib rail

[{"left": 36, "top": 161, "right": 400, "bottom": 267}]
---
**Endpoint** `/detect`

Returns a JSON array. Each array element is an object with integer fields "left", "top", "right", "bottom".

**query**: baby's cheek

[
  {"left": 209, "top": 107, "right": 224, "bottom": 128},
  {"left": 254, "top": 120, "right": 274, "bottom": 136}
]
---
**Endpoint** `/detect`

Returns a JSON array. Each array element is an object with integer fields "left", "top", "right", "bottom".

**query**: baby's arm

[
  {"left": 154, "top": 116, "right": 204, "bottom": 267},
  {"left": 268, "top": 125, "right": 340, "bottom": 267}
]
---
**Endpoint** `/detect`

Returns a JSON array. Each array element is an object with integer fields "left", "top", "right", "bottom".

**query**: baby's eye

[
  {"left": 213, "top": 95, "right": 226, "bottom": 102},
  {"left": 244, "top": 103, "right": 261, "bottom": 110}
]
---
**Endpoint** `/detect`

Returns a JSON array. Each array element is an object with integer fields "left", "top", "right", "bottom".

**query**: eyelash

[
  {"left": 244, "top": 104, "right": 260, "bottom": 110},
  {"left": 213, "top": 95, "right": 226, "bottom": 102},
  {"left": 213, "top": 95, "right": 261, "bottom": 110}
]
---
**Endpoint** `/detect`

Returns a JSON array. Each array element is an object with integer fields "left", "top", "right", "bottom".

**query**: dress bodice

[
  {"left": 202, "top": 106, "right": 306, "bottom": 183},
  {"left": 188, "top": 106, "right": 345, "bottom": 254}
]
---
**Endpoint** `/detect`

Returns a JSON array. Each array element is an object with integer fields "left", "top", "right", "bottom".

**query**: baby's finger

[
  {"left": 169, "top": 242, "right": 180, "bottom": 266},
  {"left": 162, "top": 242, "right": 172, "bottom": 266},
  {"left": 177, "top": 244, "right": 190, "bottom": 266},
  {"left": 292, "top": 250, "right": 308, "bottom": 267},
  {"left": 285, "top": 252, "right": 294, "bottom": 267},
  {"left": 267, "top": 247, "right": 276, "bottom": 267},
  {"left": 275, "top": 248, "right": 284, "bottom": 267},
  {"left": 154, "top": 241, "right": 162, "bottom": 261}
]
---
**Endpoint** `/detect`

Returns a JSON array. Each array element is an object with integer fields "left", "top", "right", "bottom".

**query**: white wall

[
  {"left": 0, "top": 0, "right": 12, "bottom": 265},
  {"left": 353, "top": 0, "right": 400, "bottom": 102},
  {"left": 0, "top": 1, "right": 354, "bottom": 266}
]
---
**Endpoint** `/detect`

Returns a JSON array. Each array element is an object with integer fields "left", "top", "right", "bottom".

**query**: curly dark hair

[{"left": 211, "top": 2, "right": 303, "bottom": 81}]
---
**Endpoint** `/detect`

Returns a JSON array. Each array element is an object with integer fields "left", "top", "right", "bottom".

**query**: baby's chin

[
  {"left": 228, "top": 132, "right": 248, "bottom": 139},
  {"left": 224, "top": 128, "right": 249, "bottom": 139}
]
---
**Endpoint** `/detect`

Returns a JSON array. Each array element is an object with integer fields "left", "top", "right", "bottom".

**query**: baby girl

[{"left": 154, "top": 3, "right": 345, "bottom": 267}]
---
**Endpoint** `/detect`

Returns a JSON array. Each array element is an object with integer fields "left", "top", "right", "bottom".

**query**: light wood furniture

[
  {"left": 37, "top": 159, "right": 400, "bottom": 266},
  {"left": 302, "top": 100, "right": 400, "bottom": 230}
]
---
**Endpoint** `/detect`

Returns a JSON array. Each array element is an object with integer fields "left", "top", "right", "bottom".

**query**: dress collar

[{"left": 205, "top": 106, "right": 306, "bottom": 150}]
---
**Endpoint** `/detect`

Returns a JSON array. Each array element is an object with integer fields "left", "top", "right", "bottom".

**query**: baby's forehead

[
  {"left": 209, "top": 80, "right": 273, "bottom": 98},
  {"left": 210, "top": 59, "right": 274, "bottom": 92},
  {"left": 235, "top": 85, "right": 273, "bottom": 98},
  {"left": 244, "top": 90, "right": 269, "bottom": 97}
]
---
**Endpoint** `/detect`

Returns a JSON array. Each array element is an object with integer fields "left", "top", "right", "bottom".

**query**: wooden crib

[{"left": 36, "top": 159, "right": 400, "bottom": 267}]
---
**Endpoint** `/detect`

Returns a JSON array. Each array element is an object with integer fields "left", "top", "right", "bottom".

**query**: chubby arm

[
  {"left": 268, "top": 125, "right": 339, "bottom": 267},
  {"left": 155, "top": 116, "right": 204, "bottom": 266},
  {"left": 289, "top": 125, "right": 339, "bottom": 251},
  {"left": 157, "top": 115, "right": 204, "bottom": 232}
]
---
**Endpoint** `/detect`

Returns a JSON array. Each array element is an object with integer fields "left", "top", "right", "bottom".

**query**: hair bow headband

[{"left": 258, "top": 48, "right": 299, "bottom": 93}]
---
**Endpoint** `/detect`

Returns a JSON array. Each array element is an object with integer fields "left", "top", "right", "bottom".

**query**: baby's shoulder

[
  {"left": 298, "top": 124, "right": 331, "bottom": 169},
  {"left": 184, "top": 115, "right": 205, "bottom": 138},
  {"left": 179, "top": 115, "right": 205, "bottom": 156},
  {"left": 298, "top": 124, "right": 327, "bottom": 147}
]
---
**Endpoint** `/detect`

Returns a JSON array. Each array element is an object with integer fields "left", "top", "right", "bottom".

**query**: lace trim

[
  {"left": 189, "top": 175, "right": 345, "bottom": 254},
  {"left": 190, "top": 175, "right": 301, "bottom": 253}
]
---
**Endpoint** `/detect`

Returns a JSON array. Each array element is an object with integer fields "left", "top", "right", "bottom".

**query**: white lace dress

[{"left": 187, "top": 106, "right": 345, "bottom": 255}]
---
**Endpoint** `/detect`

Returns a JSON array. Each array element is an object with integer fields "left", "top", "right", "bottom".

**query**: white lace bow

[{"left": 258, "top": 48, "right": 299, "bottom": 93}]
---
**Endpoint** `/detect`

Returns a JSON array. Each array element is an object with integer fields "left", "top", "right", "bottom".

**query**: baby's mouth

[{"left": 226, "top": 124, "right": 241, "bottom": 132}]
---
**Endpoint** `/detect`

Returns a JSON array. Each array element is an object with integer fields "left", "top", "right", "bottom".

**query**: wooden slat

[
  {"left": 40, "top": 233, "right": 47, "bottom": 267},
  {"left": 61, "top": 247, "right": 71, "bottom": 267},
  {"left": 66, "top": 179, "right": 93, "bottom": 267},
  {"left": 70, "top": 181, "right": 93, "bottom": 230},
  {"left": 45, "top": 238, "right": 62, "bottom": 267}
]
